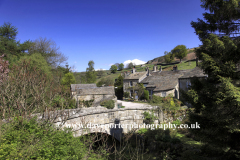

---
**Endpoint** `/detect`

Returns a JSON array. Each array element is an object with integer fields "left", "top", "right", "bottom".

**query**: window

[
  {"left": 148, "top": 90, "right": 152, "bottom": 96},
  {"left": 162, "top": 92, "right": 166, "bottom": 97},
  {"left": 130, "top": 90, "right": 133, "bottom": 97},
  {"left": 130, "top": 81, "right": 133, "bottom": 86}
]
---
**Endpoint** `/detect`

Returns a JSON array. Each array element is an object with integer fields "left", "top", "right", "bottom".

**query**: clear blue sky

[{"left": 0, "top": 0, "right": 205, "bottom": 72}]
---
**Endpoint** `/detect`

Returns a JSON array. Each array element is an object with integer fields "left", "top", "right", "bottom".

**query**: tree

[
  {"left": 86, "top": 60, "right": 96, "bottom": 83},
  {"left": 61, "top": 72, "right": 76, "bottom": 87},
  {"left": 110, "top": 65, "right": 117, "bottom": 73},
  {"left": 0, "top": 22, "right": 31, "bottom": 65},
  {"left": 164, "top": 51, "right": 174, "bottom": 63},
  {"left": 18, "top": 53, "right": 52, "bottom": 78},
  {"left": 127, "top": 62, "right": 134, "bottom": 69},
  {"left": 28, "top": 37, "right": 67, "bottom": 68},
  {"left": 171, "top": 45, "right": 187, "bottom": 62},
  {"left": 183, "top": 0, "right": 240, "bottom": 159},
  {"left": 114, "top": 75, "right": 124, "bottom": 99},
  {"left": 118, "top": 63, "right": 124, "bottom": 71}
]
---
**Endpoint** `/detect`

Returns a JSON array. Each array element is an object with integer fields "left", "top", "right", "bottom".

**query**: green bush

[
  {"left": 143, "top": 111, "right": 156, "bottom": 124},
  {"left": 172, "top": 119, "right": 181, "bottom": 126},
  {"left": 150, "top": 95, "right": 163, "bottom": 104},
  {"left": 0, "top": 117, "right": 107, "bottom": 159},
  {"left": 143, "top": 90, "right": 149, "bottom": 100},
  {"left": 123, "top": 92, "right": 129, "bottom": 98},
  {"left": 121, "top": 106, "right": 125, "bottom": 108},
  {"left": 100, "top": 100, "right": 115, "bottom": 109}
]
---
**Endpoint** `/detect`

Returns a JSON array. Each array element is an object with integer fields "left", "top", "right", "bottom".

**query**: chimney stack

[
  {"left": 159, "top": 65, "right": 162, "bottom": 72},
  {"left": 173, "top": 65, "right": 178, "bottom": 71},
  {"left": 124, "top": 72, "right": 127, "bottom": 77},
  {"left": 132, "top": 68, "right": 136, "bottom": 74},
  {"left": 153, "top": 65, "right": 157, "bottom": 72}
]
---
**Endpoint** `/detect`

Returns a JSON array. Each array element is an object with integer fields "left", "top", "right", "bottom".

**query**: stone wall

[
  {"left": 72, "top": 86, "right": 116, "bottom": 107},
  {"left": 153, "top": 83, "right": 179, "bottom": 99},
  {"left": 123, "top": 79, "right": 138, "bottom": 95},
  {"left": 32, "top": 106, "right": 187, "bottom": 141}
]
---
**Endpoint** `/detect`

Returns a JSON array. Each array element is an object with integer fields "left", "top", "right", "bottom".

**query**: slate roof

[
  {"left": 77, "top": 86, "right": 115, "bottom": 95},
  {"left": 139, "top": 67, "right": 206, "bottom": 91},
  {"left": 124, "top": 71, "right": 147, "bottom": 80},
  {"left": 71, "top": 84, "right": 97, "bottom": 92},
  {"left": 140, "top": 73, "right": 183, "bottom": 91},
  {"left": 179, "top": 67, "right": 207, "bottom": 79}
]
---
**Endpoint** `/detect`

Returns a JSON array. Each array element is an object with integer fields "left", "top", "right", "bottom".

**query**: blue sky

[{"left": 0, "top": 0, "right": 205, "bottom": 72}]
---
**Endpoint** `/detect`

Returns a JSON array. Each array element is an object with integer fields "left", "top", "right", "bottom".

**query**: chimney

[
  {"left": 147, "top": 67, "right": 149, "bottom": 76},
  {"left": 124, "top": 71, "right": 127, "bottom": 77},
  {"left": 173, "top": 65, "right": 178, "bottom": 71},
  {"left": 153, "top": 65, "right": 157, "bottom": 72},
  {"left": 132, "top": 67, "right": 136, "bottom": 74},
  {"left": 196, "top": 57, "right": 199, "bottom": 66},
  {"left": 159, "top": 65, "right": 162, "bottom": 72}
]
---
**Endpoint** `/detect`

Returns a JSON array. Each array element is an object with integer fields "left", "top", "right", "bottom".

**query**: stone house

[
  {"left": 71, "top": 84, "right": 116, "bottom": 107},
  {"left": 123, "top": 64, "right": 206, "bottom": 100}
]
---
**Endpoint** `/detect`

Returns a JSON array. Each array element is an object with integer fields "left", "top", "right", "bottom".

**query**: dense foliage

[
  {"left": 110, "top": 64, "right": 117, "bottom": 73},
  {"left": 0, "top": 117, "right": 106, "bottom": 159},
  {"left": 171, "top": 45, "right": 187, "bottom": 62},
  {"left": 86, "top": 60, "right": 97, "bottom": 83},
  {"left": 182, "top": 0, "right": 240, "bottom": 159},
  {"left": 114, "top": 75, "right": 124, "bottom": 99},
  {"left": 100, "top": 100, "right": 115, "bottom": 109}
]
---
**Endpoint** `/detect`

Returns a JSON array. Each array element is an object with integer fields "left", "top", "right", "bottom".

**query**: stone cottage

[
  {"left": 71, "top": 84, "right": 116, "bottom": 107},
  {"left": 123, "top": 63, "right": 207, "bottom": 100}
]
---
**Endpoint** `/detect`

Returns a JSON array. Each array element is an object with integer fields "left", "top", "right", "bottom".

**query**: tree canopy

[
  {"left": 183, "top": 0, "right": 240, "bottom": 159},
  {"left": 118, "top": 63, "right": 124, "bottom": 71},
  {"left": 171, "top": 45, "right": 187, "bottom": 62},
  {"left": 164, "top": 51, "right": 174, "bottom": 63},
  {"left": 110, "top": 65, "right": 117, "bottom": 73},
  {"left": 86, "top": 60, "right": 96, "bottom": 83}
]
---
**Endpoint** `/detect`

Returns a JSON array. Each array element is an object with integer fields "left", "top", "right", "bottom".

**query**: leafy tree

[
  {"left": 86, "top": 60, "right": 96, "bottom": 83},
  {"left": 118, "top": 63, "right": 124, "bottom": 71},
  {"left": 28, "top": 37, "right": 67, "bottom": 68},
  {"left": 171, "top": 45, "right": 187, "bottom": 62},
  {"left": 114, "top": 75, "right": 124, "bottom": 99},
  {"left": 0, "top": 22, "right": 32, "bottom": 66},
  {"left": 110, "top": 65, "right": 117, "bottom": 73},
  {"left": 183, "top": 0, "right": 240, "bottom": 159},
  {"left": 164, "top": 51, "right": 174, "bottom": 63},
  {"left": 18, "top": 53, "right": 52, "bottom": 78},
  {"left": 127, "top": 62, "right": 134, "bottom": 69},
  {"left": 61, "top": 72, "right": 76, "bottom": 87}
]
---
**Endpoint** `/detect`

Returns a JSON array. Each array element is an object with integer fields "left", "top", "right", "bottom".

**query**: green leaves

[
  {"left": 110, "top": 64, "right": 117, "bottom": 73},
  {"left": 171, "top": 45, "right": 187, "bottom": 62}
]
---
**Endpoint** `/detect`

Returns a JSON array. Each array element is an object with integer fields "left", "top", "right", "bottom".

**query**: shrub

[
  {"left": 123, "top": 92, "right": 129, "bottom": 98},
  {"left": 121, "top": 106, "right": 125, "bottom": 108},
  {"left": 0, "top": 117, "right": 107, "bottom": 159},
  {"left": 143, "top": 90, "right": 149, "bottom": 100},
  {"left": 100, "top": 100, "right": 115, "bottom": 109},
  {"left": 143, "top": 111, "right": 156, "bottom": 124},
  {"left": 150, "top": 95, "right": 163, "bottom": 104}
]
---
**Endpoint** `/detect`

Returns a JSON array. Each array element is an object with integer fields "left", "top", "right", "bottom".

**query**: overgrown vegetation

[{"left": 100, "top": 100, "right": 115, "bottom": 109}]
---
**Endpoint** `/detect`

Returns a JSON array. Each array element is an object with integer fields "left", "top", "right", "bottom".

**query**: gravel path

[{"left": 116, "top": 100, "right": 150, "bottom": 108}]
